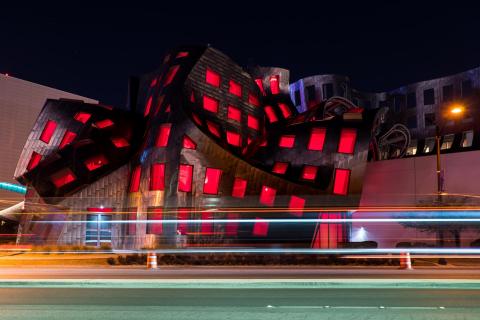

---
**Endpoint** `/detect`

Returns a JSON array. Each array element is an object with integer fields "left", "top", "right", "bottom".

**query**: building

[
  {"left": 9, "top": 45, "right": 480, "bottom": 249},
  {"left": 0, "top": 74, "right": 97, "bottom": 209}
]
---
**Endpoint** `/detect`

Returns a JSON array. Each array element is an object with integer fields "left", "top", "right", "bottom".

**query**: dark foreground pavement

[{"left": 1, "top": 286, "right": 480, "bottom": 320}]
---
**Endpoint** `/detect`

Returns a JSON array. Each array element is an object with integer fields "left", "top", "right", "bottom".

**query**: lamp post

[{"left": 435, "top": 104, "right": 465, "bottom": 203}]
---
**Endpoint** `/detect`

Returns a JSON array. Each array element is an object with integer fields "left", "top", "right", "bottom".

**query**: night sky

[{"left": 2, "top": 2, "right": 480, "bottom": 107}]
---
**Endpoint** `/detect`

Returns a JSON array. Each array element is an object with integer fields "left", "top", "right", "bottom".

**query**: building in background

[{"left": 0, "top": 74, "right": 97, "bottom": 209}]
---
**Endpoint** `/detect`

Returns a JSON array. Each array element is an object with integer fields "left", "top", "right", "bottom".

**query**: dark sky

[{"left": 2, "top": 2, "right": 480, "bottom": 107}]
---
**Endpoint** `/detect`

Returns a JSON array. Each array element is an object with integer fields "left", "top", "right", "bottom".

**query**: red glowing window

[
  {"left": 51, "top": 168, "right": 76, "bottom": 188},
  {"left": 289, "top": 196, "right": 305, "bottom": 217},
  {"left": 177, "top": 208, "right": 189, "bottom": 235},
  {"left": 111, "top": 137, "right": 130, "bottom": 148},
  {"left": 301, "top": 165, "right": 318, "bottom": 180},
  {"left": 178, "top": 164, "right": 193, "bottom": 192},
  {"left": 270, "top": 75, "right": 280, "bottom": 94},
  {"left": 278, "top": 103, "right": 292, "bottom": 118},
  {"left": 255, "top": 79, "right": 266, "bottom": 96},
  {"left": 192, "top": 113, "right": 202, "bottom": 126},
  {"left": 74, "top": 112, "right": 91, "bottom": 124},
  {"left": 39, "top": 120, "right": 57, "bottom": 144},
  {"left": 229, "top": 80, "right": 242, "bottom": 97},
  {"left": 155, "top": 123, "right": 172, "bottom": 147},
  {"left": 182, "top": 135, "right": 197, "bottom": 150},
  {"left": 279, "top": 135, "right": 295, "bottom": 148},
  {"left": 260, "top": 140, "right": 267, "bottom": 147},
  {"left": 203, "top": 168, "right": 222, "bottom": 195},
  {"left": 338, "top": 128, "right": 357, "bottom": 154},
  {"left": 150, "top": 163, "right": 165, "bottom": 191},
  {"left": 176, "top": 51, "right": 189, "bottom": 58},
  {"left": 27, "top": 152, "right": 42, "bottom": 171},
  {"left": 165, "top": 105, "right": 171, "bottom": 113},
  {"left": 308, "top": 128, "right": 327, "bottom": 151},
  {"left": 253, "top": 218, "right": 269, "bottom": 237},
  {"left": 264, "top": 106, "right": 278, "bottom": 123},
  {"left": 248, "top": 93, "right": 260, "bottom": 107},
  {"left": 129, "top": 166, "right": 142, "bottom": 193},
  {"left": 94, "top": 119, "right": 114, "bottom": 129},
  {"left": 247, "top": 115, "right": 260, "bottom": 130},
  {"left": 190, "top": 91, "right": 195, "bottom": 102},
  {"left": 144, "top": 96, "right": 152, "bottom": 117},
  {"left": 232, "top": 177, "right": 247, "bottom": 198},
  {"left": 333, "top": 168, "right": 350, "bottom": 196},
  {"left": 147, "top": 208, "right": 163, "bottom": 234},
  {"left": 203, "top": 95, "right": 219, "bottom": 113},
  {"left": 259, "top": 185, "right": 276, "bottom": 206},
  {"left": 84, "top": 154, "right": 108, "bottom": 171},
  {"left": 227, "top": 105, "right": 241, "bottom": 122},
  {"left": 59, "top": 131, "right": 77, "bottom": 149},
  {"left": 206, "top": 121, "right": 221, "bottom": 137},
  {"left": 226, "top": 130, "right": 242, "bottom": 146},
  {"left": 205, "top": 68, "right": 221, "bottom": 87},
  {"left": 163, "top": 65, "right": 180, "bottom": 86},
  {"left": 272, "top": 162, "right": 288, "bottom": 174}
]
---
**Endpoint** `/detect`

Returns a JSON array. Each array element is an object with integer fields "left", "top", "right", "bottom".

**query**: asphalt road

[
  {"left": 0, "top": 266, "right": 479, "bottom": 279},
  {"left": 1, "top": 287, "right": 479, "bottom": 319}
]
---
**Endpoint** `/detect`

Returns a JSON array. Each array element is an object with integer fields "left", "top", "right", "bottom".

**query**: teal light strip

[{"left": 0, "top": 182, "right": 27, "bottom": 194}]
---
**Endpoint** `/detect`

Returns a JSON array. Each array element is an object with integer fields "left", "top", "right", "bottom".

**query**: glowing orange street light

[{"left": 449, "top": 104, "right": 465, "bottom": 116}]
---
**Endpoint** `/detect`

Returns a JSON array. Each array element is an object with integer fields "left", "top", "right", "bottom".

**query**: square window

[
  {"left": 94, "top": 119, "right": 114, "bottom": 129},
  {"left": 264, "top": 106, "right": 278, "bottom": 123},
  {"left": 182, "top": 135, "right": 197, "bottom": 149},
  {"left": 279, "top": 135, "right": 295, "bottom": 148},
  {"left": 333, "top": 168, "right": 350, "bottom": 196},
  {"left": 423, "top": 88, "right": 435, "bottom": 105},
  {"left": 270, "top": 75, "right": 280, "bottom": 94},
  {"left": 84, "top": 154, "right": 108, "bottom": 171},
  {"left": 301, "top": 165, "right": 318, "bottom": 180},
  {"left": 129, "top": 166, "right": 142, "bottom": 192},
  {"left": 308, "top": 128, "right": 326, "bottom": 151},
  {"left": 289, "top": 196, "right": 305, "bottom": 217},
  {"left": 74, "top": 112, "right": 91, "bottom": 124},
  {"left": 40, "top": 120, "right": 57, "bottom": 144},
  {"left": 27, "top": 152, "right": 42, "bottom": 171},
  {"left": 59, "top": 131, "right": 77, "bottom": 149},
  {"left": 337, "top": 128, "right": 357, "bottom": 154},
  {"left": 147, "top": 208, "right": 163, "bottom": 234},
  {"left": 229, "top": 80, "right": 242, "bottom": 97},
  {"left": 150, "top": 163, "right": 165, "bottom": 191},
  {"left": 259, "top": 185, "right": 276, "bottom": 206},
  {"left": 203, "top": 95, "right": 219, "bottom": 113},
  {"left": 278, "top": 103, "right": 292, "bottom": 119},
  {"left": 206, "top": 68, "right": 220, "bottom": 87},
  {"left": 255, "top": 79, "right": 266, "bottom": 96},
  {"left": 232, "top": 177, "right": 247, "bottom": 198},
  {"left": 203, "top": 168, "right": 222, "bottom": 195},
  {"left": 155, "top": 123, "right": 172, "bottom": 147},
  {"left": 272, "top": 162, "right": 288, "bottom": 174},
  {"left": 252, "top": 218, "right": 269, "bottom": 237},
  {"left": 322, "top": 83, "right": 334, "bottom": 99},
  {"left": 248, "top": 93, "right": 260, "bottom": 107},
  {"left": 247, "top": 115, "right": 260, "bottom": 130},
  {"left": 442, "top": 84, "right": 454, "bottom": 102},
  {"left": 226, "top": 130, "right": 242, "bottom": 146},
  {"left": 206, "top": 121, "right": 221, "bottom": 137},
  {"left": 51, "top": 168, "right": 76, "bottom": 188},
  {"left": 461, "top": 130, "right": 474, "bottom": 147},
  {"left": 178, "top": 164, "right": 193, "bottom": 192},
  {"left": 227, "top": 105, "right": 241, "bottom": 122}
]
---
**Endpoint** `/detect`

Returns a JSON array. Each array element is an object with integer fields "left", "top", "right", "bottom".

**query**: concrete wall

[{"left": 0, "top": 74, "right": 97, "bottom": 208}]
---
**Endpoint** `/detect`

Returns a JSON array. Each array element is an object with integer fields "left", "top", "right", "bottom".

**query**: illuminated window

[
  {"left": 165, "top": 105, "right": 171, "bottom": 113},
  {"left": 94, "top": 119, "right": 114, "bottom": 129},
  {"left": 111, "top": 137, "right": 130, "bottom": 148},
  {"left": 74, "top": 112, "right": 91, "bottom": 124},
  {"left": 406, "top": 139, "right": 417, "bottom": 156},
  {"left": 190, "top": 91, "right": 195, "bottom": 102},
  {"left": 308, "top": 128, "right": 326, "bottom": 151},
  {"left": 59, "top": 131, "right": 77, "bottom": 149},
  {"left": 147, "top": 208, "right": 163, "bottom": 234},
  {"left": 272, "top": 162, "right": 288, "bottom": 174},
  {"left": 178, "top": 164, "right": 193, "bottom": 192},
  {"left": 40, "top": 120, "right": 57, "bottom": 144},
  {"left": 333, "top": 168, "right": 350, "bottom": 196},
  {"left": 301, "top": 165, "right": 318, "bottom": 180},
  {"left": 270, "top": 75, "right": 280, "bottom": 94},
  {"left": 232, "top": 177, "right": 247, "bottom": 198},
  {"left": 150, "top": 163, "right": 165, "bottom": 191},
  {"left": 229, "top": 80, "right": 242, "bottom": 97},
  {"left": 248, "top": 93, "right": 260, "bottom": 107},
  {"left": 51, "top": 168, "right": 76, "bottom": 188},
  {"left": 278, "top": 103, "right": 292, "bottom": 118},
  {"left": 227, "top": 105, "right": 241, "bottom": 122},
  {"left": 255, "top": 79, "right": 266, "bottom": 96},
  {"left": 192, "top": 113, "right": 202, "bottom": 126},
  {"left": 288, "top": 196, "right": 305, "bottom": 217},
  {"left": 84, "top": 154, "right": 108, "bottom": 171},
  {"left": 203, "top": 168, "right": 222, "bottom": 195},
  {"left": 144, "top": 96, "right": 152, "bottom": 116},
  {"left": 129, "top": 166, "right": 142, "bottom": 193},
  {"left": 264, "top": 106, "right": 278, "bottom": 123},
  {"left": 176, "top": 51, "right": 189, "bottom": 58},
  {"left": 253, "top": 218, "right": 269, "bottom": 236},
  {"left": 338, "top": 128, "right": 357, "bottom": 154},
  {"left": 207, "top": 121, "right": 221, "bottom": 138},
  {"left": 163, "top": 65, "right": 180, "bottom": 86},
  {"left": 423, "top": 137, "right": 435, "bottom": 153},
  {"left": 441, "top": 134, "right": 455, "bottom": 150},
  {"left": 27, "top": 152, "right": 42, "bottom": 171},
  {"left": 203, "top": 95, "right": 219, "bottom": 113},
  {"left": 182, "top": 135, "right": 197, "bottom": 150},
  {"left": 279, "top": 135, "right": 295, "bottom": 148},
  {"left": 226, "top": 130, "right": 242, "bottom": 146},
  {"left": 259, "top": 185, "right": 276, "bottom": 206},
  {"left": 461, "top": 130, "right": 474, "bottom": 147},
  {"left": 206, "top": 68, "right": 221, "bottom": 87},
  {"left": 247, "top": 115, "right": 260, "bottom": 130},
  {"left": 155, "top": 123, "right": 172, "bottom": 147}
]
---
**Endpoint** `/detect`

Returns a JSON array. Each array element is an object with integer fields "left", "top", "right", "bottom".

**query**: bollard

[
  {"left": 399, "top": 252, "right": 413, "bottom": 270},
  {"left": 146, "top": 252, "right": 158, "bottom": 269}
]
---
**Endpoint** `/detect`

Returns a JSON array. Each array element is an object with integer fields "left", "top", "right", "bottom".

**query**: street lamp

[{"left": 435, "top": 103, "right": 466, "bottom": 202}]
